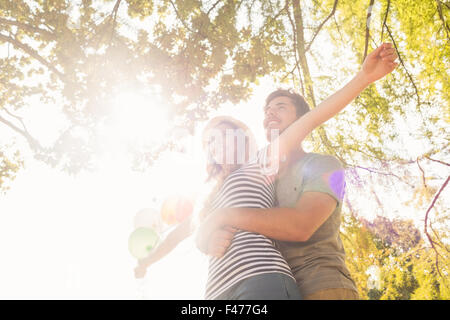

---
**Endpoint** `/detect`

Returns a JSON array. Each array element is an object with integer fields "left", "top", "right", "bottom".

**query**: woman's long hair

[{"left": 197, "top": 116, "right": 257, "bottom": 221}]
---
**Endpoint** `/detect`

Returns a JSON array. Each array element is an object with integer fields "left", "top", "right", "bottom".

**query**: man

[
  {"left": 196, "top": 43, "right": 398, "bottom": 299},
  {"left": 262, "top": 88, "right": 358, "bottom": 299}
]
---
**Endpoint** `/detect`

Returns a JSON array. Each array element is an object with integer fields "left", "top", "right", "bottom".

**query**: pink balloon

[{"left": 161, "top": 195, "right": 194, "bottom": 225}]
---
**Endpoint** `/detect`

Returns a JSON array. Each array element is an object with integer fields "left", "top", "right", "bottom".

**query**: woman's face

[{"left": 206, "top": 122, "right": 249, "bottom": 172}]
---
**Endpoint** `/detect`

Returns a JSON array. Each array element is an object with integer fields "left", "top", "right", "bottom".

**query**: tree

[
  {"left": 0, "top": 148, "right": 21, "bottom": 193},
  {"left": 360, "top": 215, "right": 421, "bottom": 253},
  {"left": 342, "top": 214, "right": 449, "bottom": 300},
  {"left": 1, "top": 0, "right": 447, "bottom": 162}
]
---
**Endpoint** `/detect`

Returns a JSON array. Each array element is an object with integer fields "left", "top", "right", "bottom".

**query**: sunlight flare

[{"left": 100, "top": 90, "right": 171, "bottom": 148}]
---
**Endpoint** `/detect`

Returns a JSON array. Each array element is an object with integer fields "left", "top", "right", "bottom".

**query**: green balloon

[{"left": 128, "top": 227, "right": 159, "bottom": 260}]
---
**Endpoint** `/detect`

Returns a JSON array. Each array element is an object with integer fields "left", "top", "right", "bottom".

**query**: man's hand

[{"left": 362, "top": 42, "right": 398, "bottom": 83}]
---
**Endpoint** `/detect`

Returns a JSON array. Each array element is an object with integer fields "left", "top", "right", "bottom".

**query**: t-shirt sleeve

[{"left": 302, "top": 155, "right": 345, "bottom": 205}]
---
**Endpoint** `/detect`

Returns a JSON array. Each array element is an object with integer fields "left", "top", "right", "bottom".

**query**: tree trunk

[{"left": 291, "top": 0, "right": 344, "bottom": 163}]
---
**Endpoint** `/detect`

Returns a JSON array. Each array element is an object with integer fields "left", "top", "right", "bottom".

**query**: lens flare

[{"left": 160, "top": 195, "right": 194, "bottom": 225}]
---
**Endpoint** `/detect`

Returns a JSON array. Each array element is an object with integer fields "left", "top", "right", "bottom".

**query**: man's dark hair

[{"left": 265, "top": 88, "right": 311, "bottom": 118}]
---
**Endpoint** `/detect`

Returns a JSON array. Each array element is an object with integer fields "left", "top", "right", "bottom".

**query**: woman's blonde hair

[
  {"left": 201, "top": 116, "right": 256, "bottom": 149},
  {"left": 198, "top": 116, "right": 257, "bottom": 220}
]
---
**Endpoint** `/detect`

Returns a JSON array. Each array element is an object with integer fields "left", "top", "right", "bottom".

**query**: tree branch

[
  {"left": 424, "top": 175, "right": 449, "bottom": 277},
  {"left": 351, "top": 164, "right": 414, "bottom": 188},
  {"left": 333, "top": 14, "right": 345, "bottom": 43},
  {"left": 380, "top": 0, "right": 390, "bottom": 42},
  {"left": 291, "top": 0, "right": 346, "bottom": 162},
  {"left": 0, "top": 32, "right": 66, "bottom": 82},
  {"left": 425, "top": 156, "right": 450, "bottom": 167},
  {"left": 436, "top": 0, "right": 450, "bottom": 40},
  {"left": 0, "top": 112, "right": 42, "bottom": 152},
  {"left": 363, "top": 0, "right": 375, "bottom": 63},
  {"left": 416, "top": 157, "right": 427, "bottom": 188},
  {"left": 261, "top": 2, "right": 289, "bottom": 34},
  {"left": 347, "top": 145, "right": 387, "bottom": 162},
  {"left": 207, "top": 0, "right": 222, "bottom": 16},
  {"left": 430, "top": 222, "right": 450, "bottom": 253},
  {"left": 345, "top": 197, "right": 357, "bottom": 218},
  {"left": 109, "top": 0, "right": 122, "bottom": 42},
  {"left": 383, "top": 23, "right": 421, "bottom": 106},
  {"left": 169, "top": 0, "right": 196, "bottom": 34},
  {"left": 2, "top": 107, "right": 25, "bottom": 124},
  {"left": 167, "top": 0, "right": 225, "bottom": 48},
  {"left": 285, "top": 0, "right": 304, "bottom": 95},
  {"left": 0, "top": 17, "right": 56, "bottom": 40},
  {"left": 291, "top": 0, "right": 316, "bottom": 107},
  {"left": 305, "top": 0, "right": 338, "bottom": 52}
]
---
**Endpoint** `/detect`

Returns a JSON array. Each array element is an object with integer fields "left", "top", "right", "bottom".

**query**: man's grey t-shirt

[{"left": 275, "top": 152, "right": 358, "bottom": 297}]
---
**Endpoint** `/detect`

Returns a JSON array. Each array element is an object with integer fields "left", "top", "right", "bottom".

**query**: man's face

[{"left": 263, "top": 96, "right": 298, "bottom": 141}]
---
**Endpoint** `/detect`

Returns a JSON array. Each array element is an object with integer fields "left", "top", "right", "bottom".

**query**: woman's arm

[
  {"left": 270, "top": 43, "right": 398, "bottom": 164},
  {"left": 134, "top": 216, "right": 194, "bottom": 278}
]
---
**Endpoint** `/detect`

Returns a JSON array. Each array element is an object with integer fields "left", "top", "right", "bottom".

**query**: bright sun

[{"left": 102, "top": 90, "right": 171, "bottom": 147}]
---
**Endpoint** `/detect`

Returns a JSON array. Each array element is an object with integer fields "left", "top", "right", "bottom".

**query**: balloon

[
  {"left": 134, "top": 208, "right": 163, "bottom": 233},
  {"left": 160, "top": 197, "right": 178, "bottom": 225},
  {"left": 174, "top": 197, "right": 194, "bottom": 223},
  {"left": 128, "top": 227, "right": 159, "bottom": 260},
  {"left": 161, "top": 195, "right": 194, "bottom": 225}
]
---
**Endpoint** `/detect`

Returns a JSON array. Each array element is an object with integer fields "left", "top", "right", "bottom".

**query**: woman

[
  {"left": 135, "top": 115, "right": 302, "bottom": 299},
  {"left": 199, "top": 116, "right": 302, "bottom": 300}
]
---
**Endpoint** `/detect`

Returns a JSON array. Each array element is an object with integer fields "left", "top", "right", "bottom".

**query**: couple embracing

[{"left": 135, "top": 43, "right": 398, "bottom": 300}]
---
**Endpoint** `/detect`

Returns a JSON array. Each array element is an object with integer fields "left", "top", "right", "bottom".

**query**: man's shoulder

[{"left": 296, "top": 152, "right": 343, "bottom": 171}]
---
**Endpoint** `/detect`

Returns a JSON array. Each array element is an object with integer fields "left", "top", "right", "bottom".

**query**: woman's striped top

[{"left": 204, "top": 152, "right": 295, "bottom": 300}]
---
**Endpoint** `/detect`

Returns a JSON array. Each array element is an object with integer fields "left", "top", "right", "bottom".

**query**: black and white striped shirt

[{"left": 204, "top": 152, "right": 295, "bottom": 300}]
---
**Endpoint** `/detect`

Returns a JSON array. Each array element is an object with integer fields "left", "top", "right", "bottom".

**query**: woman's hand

[
  {"left": 195, "top": 208, "right": 235, "bottom": 255},
  {"left": 134, "top": 262, "right": 148, "bottom": 279},
  {"left": 361, "top": 42, "right": 399, "bottom": 84},
  {"left": 134, "top": 256, "right": 152, "bottom": 279}
]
